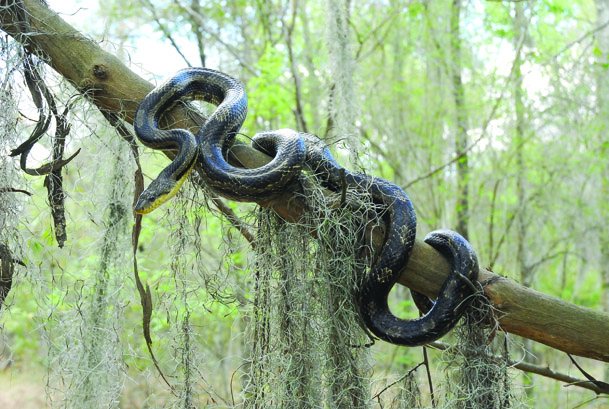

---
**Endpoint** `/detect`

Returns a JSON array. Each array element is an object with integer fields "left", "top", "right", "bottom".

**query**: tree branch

[
  {"left": 141, "top": 0, "right": 193, "bottom": 67},
  {"left": 173, "top": 0, "right": 260, "bottom": 76},
  {"left": 2, "top": 0, "right": 609, "bottom": 363},
  {"left": 430, "top": 341, "right": 609, "bottom": 395}
]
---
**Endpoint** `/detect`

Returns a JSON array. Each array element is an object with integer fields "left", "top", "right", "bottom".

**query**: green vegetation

[{"left": 1, "top": 0, "right": 608, "bottom": 408}]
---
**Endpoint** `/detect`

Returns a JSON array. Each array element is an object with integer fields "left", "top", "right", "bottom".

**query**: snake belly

[
  {"left": 134, "top": 67, "right": 306, "bottom": 213},
  {"left": 285, "top": 133, "right": 479, "bottom": 346}
]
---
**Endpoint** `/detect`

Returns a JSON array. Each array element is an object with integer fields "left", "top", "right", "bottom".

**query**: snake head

[
  {"left": 135, "top": 170, "right": 191, "bottom": 214},
  {"left": 134, "top": 177, "right": 173, "bottom": 214},
  {"left": 134, "top": 146, "right": 197, "bottom": 214}
]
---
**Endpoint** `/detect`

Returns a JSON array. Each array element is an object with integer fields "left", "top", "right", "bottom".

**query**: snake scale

[{"left": 134, "top": 67, "right": 479, "bottom": 346}]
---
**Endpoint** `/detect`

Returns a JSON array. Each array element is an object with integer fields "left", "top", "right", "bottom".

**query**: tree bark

[{"left": 2, "top": 0, "right": 609, "bottom": 363}]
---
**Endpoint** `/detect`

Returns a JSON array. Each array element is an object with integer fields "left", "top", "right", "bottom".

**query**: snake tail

[
  {"left": 299, "top": 133, "right": 479, "bottom": 346},
  {"left": 365, "top": 229, "right": 479, "bottom": 346}
]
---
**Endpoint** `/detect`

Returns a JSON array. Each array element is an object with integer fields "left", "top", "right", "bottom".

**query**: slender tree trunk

[
  {"left": 513, "top": 3, "right": 529, "bottom": 288},
  {"left": 594, "top": 0, "right": 609, "bottom": 380},
  {"left": 325, "top": 0, "right": 359, "bottom": 163},
  {"left": 595, "top": 0, "right": 609, "bottom": 318},
  {"left": 449, "top": 0, "right": 469, "bottom": 239},
  {"left": 190, "top": 0, "right": 206, "bottom": 66},
  {"left": 283, "top": 0, "right": 309, "bottom": 133},
  {"left": 511, "top": 6, "right": 537, "bottom": 397}
]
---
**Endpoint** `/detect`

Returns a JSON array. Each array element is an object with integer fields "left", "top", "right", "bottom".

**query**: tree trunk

[
  {"left": 512, "top": 6, "right": 537, "bottom": 394},
  {"left": 594, "top": 0, "right": 609, "bottom": 380},
  {"left": 513, "top": 3, "right": 530, "bottom": 289},
  {"left": 450, "top": 0, "right": 469, "bottom": 239},
  {"left": 595, "top": 0, "right": 609, "bottom": 327},
  {"left": 1, "top": 0, "right": 609, "bottom": 363}
]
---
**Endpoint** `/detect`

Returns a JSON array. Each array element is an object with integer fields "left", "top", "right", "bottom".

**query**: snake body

[
  {"left": 134, "top": 67, "right": 479, "bottom": 346},
  {"left": 290, "top": 134, "right": 478, "bottom": 345},
  {"left": 134, "top": 68, "right": 305, "bottom": 213}
]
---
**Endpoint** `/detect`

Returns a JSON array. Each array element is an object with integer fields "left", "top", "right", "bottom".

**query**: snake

[{"left": 134, "top": 67, "right": 479, "bottom": 346}]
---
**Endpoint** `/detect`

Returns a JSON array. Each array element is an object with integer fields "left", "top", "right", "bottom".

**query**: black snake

[{"left": 134, "top": 67, "right": 479, "bottom": 346}]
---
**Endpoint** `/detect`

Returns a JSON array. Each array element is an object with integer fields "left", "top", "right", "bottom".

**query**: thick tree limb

[{"left": 2, "top": 0, "right": 609, "bottom": 363}]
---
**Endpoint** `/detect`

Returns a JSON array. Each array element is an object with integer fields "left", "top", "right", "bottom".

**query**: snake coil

[
  {"left": 134, "top": 68, "right": 305, "bottom": 213},
  {"left": 134, "top": 67, "right": 479, "bottom": 346}
]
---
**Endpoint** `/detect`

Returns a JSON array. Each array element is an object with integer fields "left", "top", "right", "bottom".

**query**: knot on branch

[{"left": 93, "top": 64, "right": 108, "bottom": 79}]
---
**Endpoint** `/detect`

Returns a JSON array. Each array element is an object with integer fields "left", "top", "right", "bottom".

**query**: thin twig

[
  {"left": 567, "top": 354, "right": 609, "bottom": 394},
  {"left": 423, "top": 343, "right": 437, "bottom": 407},
  {"left": 0, "top": 187, "right": 32, "bottom": 196},
  {"left": 211, "top": 197, "right": 256, "bottom": 246},
  {"left": 550, "top": 19, "right": 609, "bottom": 61},
  {"left": 101, "top": 109, "right": 178, "bottom": 397},
  {"left": 372, "top": 361, "right": 425, "bottom": 401},
  {"left": 140, "top": 0, "right": 193, "bottom": 67},
  {"left": 339, "top": 168, "right": 347, "bottom": 206},
  {"left": 173, "top": 0, "right": 259, "bottom": 76},
  {"left": 430, "top": 341, "right": 609, "bottom": 395}
]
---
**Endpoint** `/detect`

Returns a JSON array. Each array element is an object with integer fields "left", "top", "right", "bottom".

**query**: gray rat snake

[{"left": 134, "top": 67, "right": 479, "bottom": 346}]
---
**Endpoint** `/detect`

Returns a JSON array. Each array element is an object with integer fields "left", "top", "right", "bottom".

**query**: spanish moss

[
  {"left": 244, "top": 172, "right": 372, "bottom": 409},
  {"left": 46, "top": 130, "right": 131, "bottom": 408},
  {"left": 440, "top": 296, "right": 524, "bottom": 409},
  {"left": 0, "top": 36, "right": 27, "bottom": 311}
]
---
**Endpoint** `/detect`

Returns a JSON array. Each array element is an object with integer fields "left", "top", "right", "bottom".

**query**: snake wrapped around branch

[{"left": 133, "top": 67, "right": 479, "bottom": 346}]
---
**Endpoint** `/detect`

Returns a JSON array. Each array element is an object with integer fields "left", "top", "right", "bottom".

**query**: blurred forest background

[{"left": 1, "top": 0, "right": 609, "bottom": 408}]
